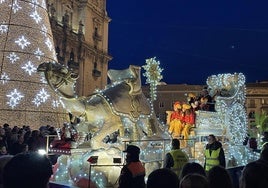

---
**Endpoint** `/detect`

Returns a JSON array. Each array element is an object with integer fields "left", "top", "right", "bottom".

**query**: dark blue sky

[{"left": 107, "top": 1, "right": 268, "bottom": 85}]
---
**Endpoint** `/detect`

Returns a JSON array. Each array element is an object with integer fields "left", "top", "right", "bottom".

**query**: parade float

[
  {"left": 166, "top": 72, "right": 258, "bottom": 167},
  {"left": 38, "top": 58, "right": 172, "bottom": 187},
  {"left": 38, "top": 55, "right": 258, "bottom": 187}
]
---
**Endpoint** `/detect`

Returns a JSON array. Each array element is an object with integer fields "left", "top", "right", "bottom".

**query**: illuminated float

[
  {"left": 38, "top": 58, "right": 171, "bottom": 187},
  {"left": 167, "top": 73, "right": 258, "bottom": 167}
]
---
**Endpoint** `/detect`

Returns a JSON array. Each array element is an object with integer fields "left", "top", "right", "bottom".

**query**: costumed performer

[{"left": 167, "top": 102, "right": 184, "bottom": 138}]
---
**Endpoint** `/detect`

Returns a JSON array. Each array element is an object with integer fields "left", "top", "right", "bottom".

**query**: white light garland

[{"left": 142, "top": 57, "right": 163, "bottom": 101}]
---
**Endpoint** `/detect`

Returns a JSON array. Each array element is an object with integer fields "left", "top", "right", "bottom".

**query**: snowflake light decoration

[
  {"left": 0, "top": 24, "right": 8, "bottom": 33},
  {"left": 30, "top": 10, "right": 42, "bottom": 23},
  {"left": 1, "top": 72, "right": 9, "bottom": 84},
  {"left": 7, "top": 52, "right": 20, "bottom": 64},
  {"left": 32, "top": 95, "right": 42, "bottom": 106},
  {"left": 21, "top": 61, "right": 37, "bottom": 75},
  {"left": 10, "top": 0, "right": 22, "bottom": 13},
  {"left": 34, "top": 48, "right": 44, "bottom": 60},
  {"left": 45, "top": 38, "right": 53, "bottom": 51},
  {"left": 37, "top": 88, "right": 50, "bottom": 102},
  {"left": 52, "top": 100, "right": 61, "bottom": 108},
  {"left": 142, "top": 57, "right": 163, "bottom": 101},
  {"left": 7, "top": 89, "right": 24, "bottom": 108},
  {"left": 15, "top": 36, "right": 31, "bottom": 49}
]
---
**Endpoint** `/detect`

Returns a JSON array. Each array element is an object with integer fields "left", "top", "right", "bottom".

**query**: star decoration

[
  {"left": 7, "top": 89, "right": 24, "bottom": 108},
  {"left": 31, "top": 0, "right": 39, "bottom": 6},
  {"left": 10, "top": 0, "right": 22, "bottom": 13},
  {"left": 41, "top": 24, "right": 48, "bottom": 36},
  {"left": 52, "top": 100, "right": 61, "bottom": 108},
  {"left": 21, "top": 61, "right": 37, "bottom": 75},
  {"left": 45, "top": 38, "right": 53, "bottom": 51},
  {"left": 40, "top": 76, "right": 47, "bottom": 83},
  {"left": 6, "top": 52, "right": 20, "bottom": 64},
  {"left": 15, "top": 36, "right": 31, "bottom": 49},
  {"left": 37, "top": 88, "right": 50, "bottom": 102},
  {"left": 30, "top": 10, "right": 42, "bottom": 23},
  {"left": 34, "top": 48, "right": 44, "bottom": 60},
  {"left": 1, "top": 72, "right": 10, "bottom": 84},
  {"left": 32, "top": 95, "right": 42, "bottom": 106},
  {"left": 0, "top": 24, "right": 8, "bottom": 34}
]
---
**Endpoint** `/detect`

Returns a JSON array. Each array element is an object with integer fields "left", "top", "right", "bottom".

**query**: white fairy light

[{"left": 142, "top": 57, "right": 163, "bottom": 101}]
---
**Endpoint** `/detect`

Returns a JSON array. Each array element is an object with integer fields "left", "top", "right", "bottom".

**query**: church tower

[{"left": 47, "top": 0, "right": 112, "bottom": 96}]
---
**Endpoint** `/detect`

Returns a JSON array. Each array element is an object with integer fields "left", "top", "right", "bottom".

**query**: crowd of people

[
  {"left": 1, "top": 122, "right": 268, "bottom": 188},
  {"left": 119, "top": 136, "right": 268, "bottom": 188},
  {"left": 0, "top": 123, "right": 58, "bottom": 156}
]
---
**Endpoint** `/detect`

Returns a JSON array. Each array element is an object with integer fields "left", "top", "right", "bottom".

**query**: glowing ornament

[{"left": 142, "top": 57, "right": 163, "bottom": 101}]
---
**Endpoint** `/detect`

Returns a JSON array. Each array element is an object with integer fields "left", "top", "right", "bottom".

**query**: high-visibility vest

[
  {"left": 205, "top": 148, "right": 220, "bottom": 171},
  {"left": 170, "top": 149, "right": 188, "bottom": 176}
]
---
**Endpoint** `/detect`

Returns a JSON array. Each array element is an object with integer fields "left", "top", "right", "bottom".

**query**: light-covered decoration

[
  {"left": 38, "top": 62, "right": 171, "bottom": 187},
  {"left": 142, "top": 57, "right": 163, "bottom": 101},
  {"left": 194, "top": 73, "right": 252, "bottom": 167},
  {"left": 0, "top": 0, "right": 68, "bottom": 127}
]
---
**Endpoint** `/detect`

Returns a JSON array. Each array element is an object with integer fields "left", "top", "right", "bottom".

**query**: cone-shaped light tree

[{"left": 0, "top": 0, "right": 68, "bottom": 128}]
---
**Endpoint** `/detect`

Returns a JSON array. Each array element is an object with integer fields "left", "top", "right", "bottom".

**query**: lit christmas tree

[{"left": 0, "top": 0, "right": 67, "bottom": 128}]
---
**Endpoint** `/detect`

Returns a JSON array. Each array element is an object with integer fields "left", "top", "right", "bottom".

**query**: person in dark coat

[{"left": 118, "top": 145, "right": 145, "bottom": 188}]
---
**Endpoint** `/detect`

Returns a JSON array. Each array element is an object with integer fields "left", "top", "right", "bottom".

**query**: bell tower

[{"left": 47, "top": 0, "right": 112, "bottom": 96}]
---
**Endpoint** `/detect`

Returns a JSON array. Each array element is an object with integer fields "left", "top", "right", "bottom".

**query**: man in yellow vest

[
  {"left": 204, "top": 134, "right": 226, "bottom": 172},
  {"left": 163, "top": 139, "right": 189, "bottom": 176}
]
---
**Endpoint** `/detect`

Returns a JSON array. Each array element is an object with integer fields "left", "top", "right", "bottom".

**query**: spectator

[
  {"left": 207, "top": 165, "right": 234, "bottom": 188},
  {"left": 239, "top": 159, "right": 268, "bottom": 188},
  {"left": 0, "top": 155, "right": 13, "bottom": 188},
  {"left": 3, "top": 152, "right": 53, "bottom": 188},
  {"left": 147, "top": 168, "right": 179, "bottom": 188},
  {"left": 118, "top": 145, "right": 145, "bottom": 188},
  {"left": 180, "top": 162, "right": 206, "bottom": 180},
  {"left": 180, "top": 173, "right": 209, "bottom": 188}
]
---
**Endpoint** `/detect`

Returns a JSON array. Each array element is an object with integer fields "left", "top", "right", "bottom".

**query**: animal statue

[{"left": 37, "top": 62, "right": 170, "bottom": 150}]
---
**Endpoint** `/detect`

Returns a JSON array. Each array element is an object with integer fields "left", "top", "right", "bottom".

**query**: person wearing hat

[
  {"left": 118, "top": 145, "right": 145, "bottom": 188},
  {"left": 163, "top": 139, "right": 189, "bottom": 176},
  {"left": 167, "top": 101, "right": 184, "bottom": 138}
]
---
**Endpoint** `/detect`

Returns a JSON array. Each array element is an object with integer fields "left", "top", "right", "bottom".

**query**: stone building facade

[{"left": 47, "top": 0, "right": 111, "bottom": 96}]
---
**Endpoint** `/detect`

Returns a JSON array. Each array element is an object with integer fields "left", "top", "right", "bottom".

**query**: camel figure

[{"left": 37, "top": 62, "right": 170, "bottom": 150}]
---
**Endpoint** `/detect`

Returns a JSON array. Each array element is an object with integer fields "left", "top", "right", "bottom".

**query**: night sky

[{"left": 106, "top": 1, "right": 268, "bottom": 85}]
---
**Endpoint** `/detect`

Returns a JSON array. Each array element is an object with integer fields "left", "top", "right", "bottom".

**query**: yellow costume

[{"left": 167, "top": 102, "right": 184, "bottom": 138}]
